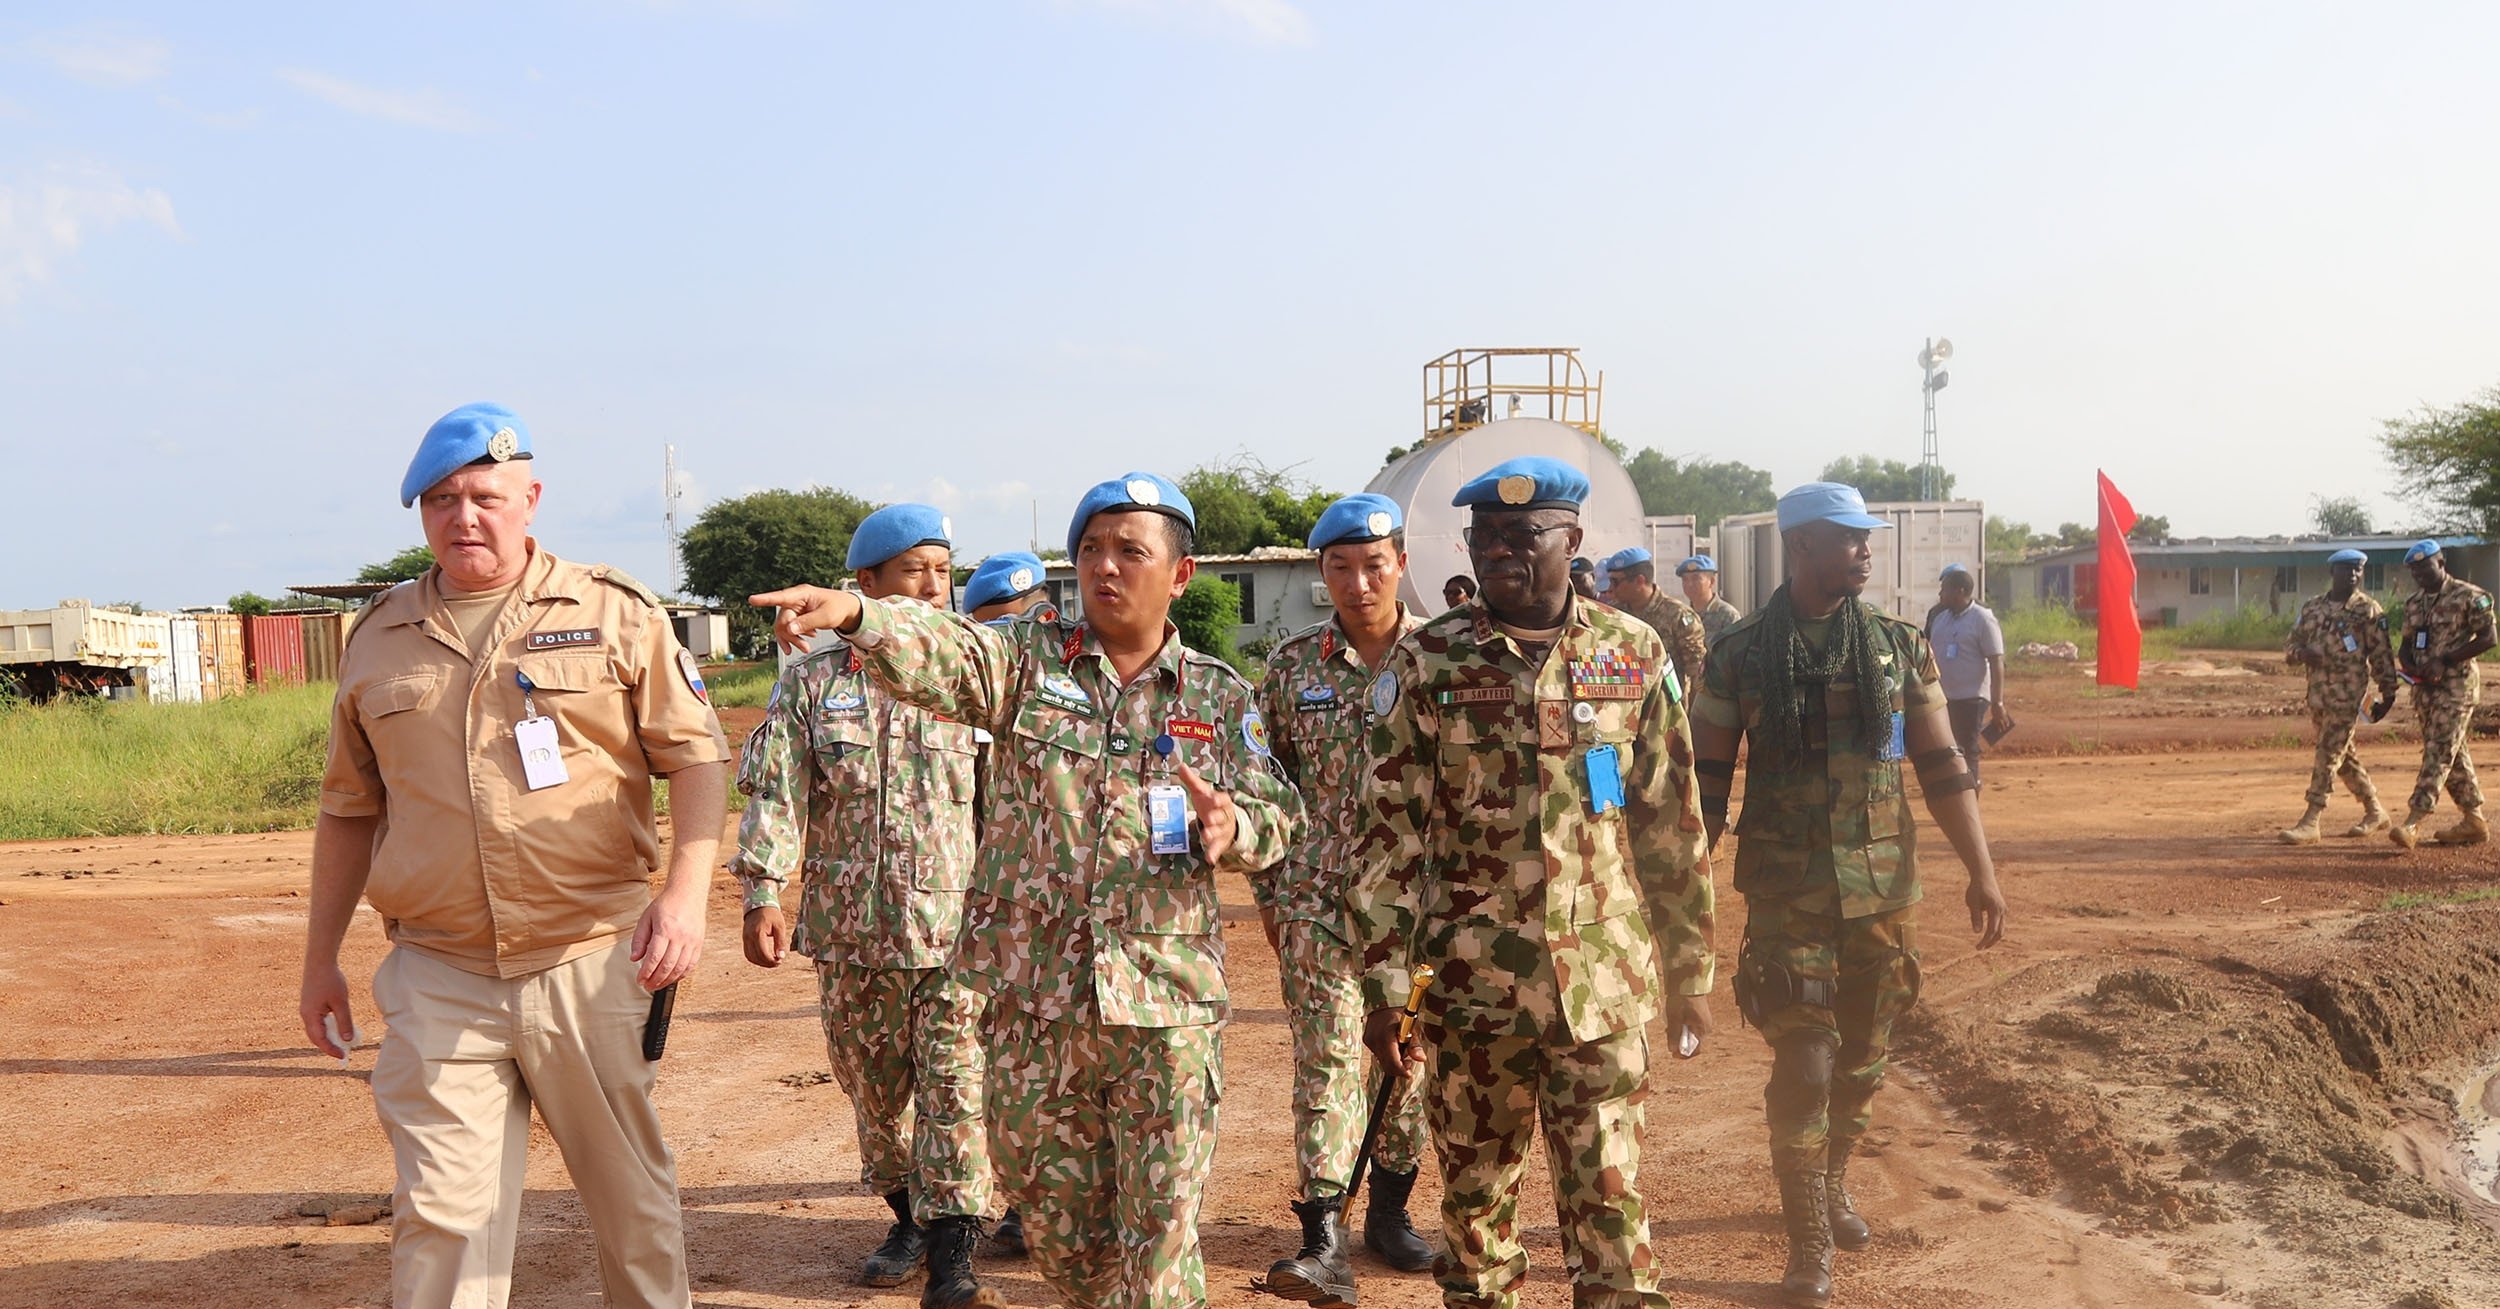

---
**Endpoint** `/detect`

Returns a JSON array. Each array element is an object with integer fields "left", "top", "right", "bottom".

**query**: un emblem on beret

[
  {"left": 1127, "top": 478, "right": 1162, "bottom": 506},
  {"left": 1009, "top": 567, "right": 1034, "bottom": 591},
  {"left": 487, "top": 428, "right": 519, "bottom": 461},
  {"left": 940, "top": 515, "right": 954, "bottom": 539},
  {"left": 1366, "top": 510, "right": 1392, "bottom": 536},
  {"left": 1496, "top": 474, "right": 1533, "bottom": 505}
]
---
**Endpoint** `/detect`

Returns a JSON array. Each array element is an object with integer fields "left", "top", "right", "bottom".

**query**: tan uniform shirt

[{"left": 319, "top": 543, "right": 731, "bottom": 978}]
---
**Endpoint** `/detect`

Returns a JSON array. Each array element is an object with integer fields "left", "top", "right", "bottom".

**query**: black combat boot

[
  {"left": 921, "top": 1215, "right": 1004, "bottom": 1309},
  {"left": 990, "top": 1206, "right": 1027, "bottom": 1257},
  {"left": 1777, "top": 1168, "right": 1834, "bottom": 1309},
  {"left": 1826, "top": 1138, "right": 1872, "bottom": 1252},
  {"left": 1266, "top": 1195, "right": 1357, "bottom": 1309},
  {"left": 860, "top": 1189, "right": 926, "bottom": 1287},
  {"left": 1360, "top": 1168, "right": 1436, "bottom": 1273}
]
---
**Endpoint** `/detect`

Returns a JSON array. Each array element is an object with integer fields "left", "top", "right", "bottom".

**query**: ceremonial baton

[{"left": 1342, "top": 962, "right": 1433, "bottom": 1206}]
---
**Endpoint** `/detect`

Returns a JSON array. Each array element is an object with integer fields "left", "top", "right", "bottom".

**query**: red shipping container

[{"left": 244, "top": 614, "right": 308, "bottom": 687}]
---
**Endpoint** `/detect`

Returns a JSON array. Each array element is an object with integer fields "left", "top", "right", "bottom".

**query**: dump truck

[{"left": 0, "top": 601, "right": 175, "bottom": 701}]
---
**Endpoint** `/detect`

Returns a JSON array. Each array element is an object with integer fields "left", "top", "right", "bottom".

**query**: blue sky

[{"left": 5, "top": 2, "right": 2498, "bottom": 608}]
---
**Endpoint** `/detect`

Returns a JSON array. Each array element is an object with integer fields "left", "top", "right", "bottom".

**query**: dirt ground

[{"left": 3, "top": 655, "right": 2497, "bottom": 1309}]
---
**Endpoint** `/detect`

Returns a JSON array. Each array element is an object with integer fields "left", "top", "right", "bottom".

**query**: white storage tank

[{"left": 1364, "top": 418, "right": 1652, "bottom": 614}]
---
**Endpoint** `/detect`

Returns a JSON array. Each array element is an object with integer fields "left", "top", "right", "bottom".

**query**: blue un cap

[
  {"left": 1939, "top": 562, "right": 1974, "bottom": 580},
  {"left": 1308, "top": 493, "right": 1403, "bottom": 551},
  {"left": 847, "top": 503, "right": 952, "bottom": 569},
  {"left": 962, "top": 551, "right": 1046, "bottom": 612},
  {"left": 1069, "top": 471, "right": 1194, "bottom": 559},
  {"left": 1776, "top": 482, "right": 1890, "bottom": 533},
  {"left": 2406, "top": 539, "right": 2442, "bottom": 563},
  {"left": 1604, "top": 547, "right": 1653, "bottom": 574},
  {"left": 1677, "top": 554, "right": 1717, "bottom": 575},
  {"left": 401, "top": 402, "right": 532, "bottom": 507},
  {"left": 2327, "top": 548, "right": 2368, "bottom": 565},
  {"left": 1451, "top": 456, "right": 1589, "bottom": 511}
]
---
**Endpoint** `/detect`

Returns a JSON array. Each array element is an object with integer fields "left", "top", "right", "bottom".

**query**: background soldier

[
  {"left": 1357, "top": 456, "right": 1716, "bottom": 1309},
  {"left": 733, "top": 504, "right": 1002, "bottom": 1309},
  {"left": 2279, "top": 548, "right": 2401, "bottom": 843},
  {"left": 963, "top": 551, "right": 1057, "bottom": 626},
  {"left": 300, "top": 403, "right": 730, "bottom": 1309},
  {"left": 1442, "top": 575, "right": 1477, "bottom": 611},
  {"left": 751, "top": 473, "right": 1303, "bottom": 1309},
  {"left": 2390, "top": 539, "right": 2497, "bottom": 848},
  {"left": 1603, "top": 546, "right": 1708, "bottom": 691},
  {"left": 1677, "top": 554, "right": 1742, "bottom": 647},
  {"left": 1257, "top": 494, "right": 1436, "bottom": 1307},
  {"left": 1925, "top": 565, "right": 2007, "bottom": 786},
  {"left": 1691, "top": 482, "right": 2007, "bottom": 1309},
  {"left": 1570, "top": 557, "right": 1601, "bottom": 602}
]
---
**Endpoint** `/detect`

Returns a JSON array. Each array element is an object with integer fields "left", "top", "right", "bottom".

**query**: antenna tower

[{"left": 664, "top": 444, "right": 684, "bottom": 587}]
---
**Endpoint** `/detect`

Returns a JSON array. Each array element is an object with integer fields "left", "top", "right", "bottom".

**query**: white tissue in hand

[{"left": 322, "top": 1014, "right": 362, "bottom": 1069}]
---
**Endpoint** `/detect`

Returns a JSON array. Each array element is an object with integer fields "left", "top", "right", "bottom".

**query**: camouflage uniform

[
  {"left": 1619, "top": 589, "right": 1708, "bottom": 692},
  {"left": 844, "top": 597, "right": 1303, "bottom": 1309},
  {"left": 1256, "top": 610, "right": 1431, "bottom": 1199},
  {"left": 1692, "top": 602, "right": 1944, "bottom": 1176},
  {"left": 733, "top": 643, "right": 992, "bottom": 1221},
  {"left": 2284, "top": 590, "right": 2399, "bottom": 810},
  {"left": 1356, "top": 597, "right": 1716, "bottom": 1309},
  {"left": 2397, "top": 577, "right": 2497, "bottom": 817},
  {"left": 1697, "top": 597, "right": 1742, "bottom": 648}
]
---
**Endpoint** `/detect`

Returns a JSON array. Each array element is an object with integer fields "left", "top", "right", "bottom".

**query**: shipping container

[
  {"left": 194, "top": 613, "right": 246, "bottom": 700},
  {"left": 1716, "top": 501, "right": 1986, "bottom": 622},
  {"left": 301, "top": 612, "right": 347, "bottom": 683},
  {"left": 1641, "top": 516, "right": 1698, "bottom": 574},
  {"left": 162, "top": 616, "right": 206, "bottom": 703},
  {"left": 244, "top": 614, "right": 307, "bottom": 687}
]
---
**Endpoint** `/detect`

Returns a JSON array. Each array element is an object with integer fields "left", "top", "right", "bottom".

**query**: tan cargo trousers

[{"left": 369, "top": 939, "right": 690, "bottom": 1309}]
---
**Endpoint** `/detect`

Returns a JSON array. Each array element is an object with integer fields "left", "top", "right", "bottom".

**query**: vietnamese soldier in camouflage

[
  {"left": 1355, "top": 457, "right": 1717, "bottom": 1309},
  {"left": 753, "top": 471, "right": 1304, "bottom": 1309},
  {"left": 2278, "top": 549, "right": 2402, "bottom": 843},
  {"left": 732, "top": 504, "right": 1002, "bottom": 1309},
  {"left": 1678, "top": 555, "right": 1743, "bottom": 648},
  {"left": 1691, "top": 481, "right": 2008, "bottom": 1309},
  {"left": 2390, "top": 540, "right": 2497, "bottom": 849},
  {"left": 1256, "top": 494, "right": 1436, "bottom": 1306},
  {"left": 1604, "top": 547, "right": 1708, "bottom": 690}
]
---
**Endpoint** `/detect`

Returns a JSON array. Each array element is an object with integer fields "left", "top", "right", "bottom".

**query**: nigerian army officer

[
  {"left": 751, "top": 472, "right": 1303, "bottom": 1309},
  {"left": 2278, "top": 547, "right": 2401, "bottom": 844},
  {"left": 2389, "top": 538, "right": 2497, "bottom": 849},
  {"left": 732, "top": 504, "right": 1006, "bottom": 1309},
  {"left": 1256, "top": 493, "right": 1436, "bottom": 1308},
  {"left": 1354, "top": 456, "right": 1717, "bottom": 1309},
  {"left": 1690, "top": 481, "right": 2007, "bottom": 1309}
]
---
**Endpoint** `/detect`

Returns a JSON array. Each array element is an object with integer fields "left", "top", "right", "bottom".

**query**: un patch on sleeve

[{"left": 1370, "top": 668, "right": 1400, "bottom": 716}]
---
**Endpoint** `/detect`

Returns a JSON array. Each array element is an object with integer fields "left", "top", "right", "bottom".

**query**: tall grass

[
  {"left": 704, "top": 661, "right": 779, "bottom": 709},
  {"left": 2001, "top": 603, "right": 2297, "bottom": 659},
  {"left": 0, "top": 684, "right": 334, "bottom": 839}
]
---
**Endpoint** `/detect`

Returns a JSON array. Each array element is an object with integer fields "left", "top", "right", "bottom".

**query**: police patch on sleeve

[
  {"left": 1241, "top": 709, "right": 1271, "bottom": 757},
  {"left": 677, "top": 648, "right": 710, "bottom": 704},
  {"left": 1370, "top": 668, "right": 1400, "bottom": 716}
]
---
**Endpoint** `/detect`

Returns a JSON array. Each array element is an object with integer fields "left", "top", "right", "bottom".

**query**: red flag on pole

[{"left": 2096, "top": 471, "right": 2141, "bottom": 689}]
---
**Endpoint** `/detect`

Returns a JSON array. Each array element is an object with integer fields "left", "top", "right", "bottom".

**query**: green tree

[
  {"left": 2382, "top": 384, "right": 2500, "bottom": 535},
  {"left": 2310, "top": 495, "right": 2374, "bottom": 537},
  {"left": 1178, "top": 456, "right": 1340, "bottom": 556},
  {"left": 1984, "top": 516, "right": 2034, "bottom": 562},
  {"left": 1620, "top": 451, "right": 1777, "bottom": 533},
  {"left": 356, "top": 545, "right": 436, "bottom": 585},
  {"left": 2128, "top": 514, "right": 2171, "bottom": 544},
  {"left": 1171, "top": 574, "right": 1241, "bottom": 666},
  {"left": 2052, "top": 522, "right": 2096, "bottom": 549},
  {"left": 1816, "top": 455, "right": 1955, "bottom": 502},
  {"left": 228, "top": 592, "right": 274, "bottom": 617},
  {"left": 680, "top": 486, "right": 881, "bottom": 658}
]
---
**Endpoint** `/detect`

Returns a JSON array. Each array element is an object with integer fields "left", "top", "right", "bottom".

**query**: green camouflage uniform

[
  {"left": 2284, "top": 590, "right": 2399, "bottom": 810},
  {"left": 1697, "top": 597, "right": 1741, "bottom": 649},
  {"left": 1256, "top": 609, "right": 1431, "bottom": 1200},
  {"left": 845, "top": 597, "right": 1304, "bottom": 1309},
  {"left": 733, "top": 643, "right": 992, "bottom": 1221},
  {"left": 1355, "top": 597, "right": 1716, "bottom": 1309},
  {"left": 1692, "top": 602, "right": 1943, "bottom": 1176},
  {"left": 2397, "top": 577, "right": 2496, "bottom": 816},
  {"left": 1618, "top": 590, "right": 1708, "bottom": 692}
]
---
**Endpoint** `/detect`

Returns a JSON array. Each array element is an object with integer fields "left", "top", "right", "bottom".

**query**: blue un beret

[
  {"left": 401, "top": 402, "right": 532, "bottom": 507},
  {"left": 1308, "top": 493, "right": 1403, "bottom": 551},
  {"left": 2406, "top": 539, "right": 2442, "bottom": 563},
  {"left": 2327, "top": 548, "right": 2368, "bottom": 565},
  {"left": 1605, "top": 547, "right": 1653, "bottom": 574},
  {"left": 847, "top": 503, "right": 953, "bottom": 570},
  {"left": 1677, "top": 554, "right": 1717, "bottom": 575},
  {"left": 1069, "top": 471, "right": 1194, "bottom": 558},
  {"left": 962, "top": 551, "right": 1047, "bottom": 612},
  {"left": 1451, "top": 456, "right": 1589, "bottom": 511},
  {"left": 1777, "top": 481, "right": 1890, "bottom": 532},
  {"left": 1940, "top": 562, "right": 1974, "bottom": 580}
]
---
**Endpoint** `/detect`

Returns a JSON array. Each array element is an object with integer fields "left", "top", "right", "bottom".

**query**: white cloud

[
  {"left": 27, "top": 24, "right": 171, "bottom": 86},
  {"left": 278, "top": 69, "right": 488, "bottom": 133},
  {"left": 1062, "top": 0, "right": 1314, "bottom": 47},
  {"left": 0, "top": 168, "right": 185, "bottom": 304}
]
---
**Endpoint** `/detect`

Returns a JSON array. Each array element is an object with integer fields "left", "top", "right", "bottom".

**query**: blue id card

[
  {"left": 1879, "top": 711, "right": 1906, "bottom": 762},
  {"left": 1585, "top": 743, "right": 1625, "bottom": 815}
]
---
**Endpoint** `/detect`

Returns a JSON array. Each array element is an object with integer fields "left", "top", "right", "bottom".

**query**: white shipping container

[
  {"left": 163, "top": 615, "right": 206, "bottom": 703},
  {"left": 1714, "top": 502, "right": 1986, "bottom": 622}
]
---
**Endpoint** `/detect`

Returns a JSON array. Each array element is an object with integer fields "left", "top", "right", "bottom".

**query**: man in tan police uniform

[{"left": 298, "top": 402, "right": 731, "bottom": 1309}]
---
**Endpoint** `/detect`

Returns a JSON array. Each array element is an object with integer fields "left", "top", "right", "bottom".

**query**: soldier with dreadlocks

[{"left": 1689, "top": 482, "right": 2008, "bottom": 1309}]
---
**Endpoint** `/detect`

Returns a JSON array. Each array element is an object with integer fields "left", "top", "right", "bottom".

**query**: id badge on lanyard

[{"left": 515, "top": 671, "right": 570, "bottom": 790}]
